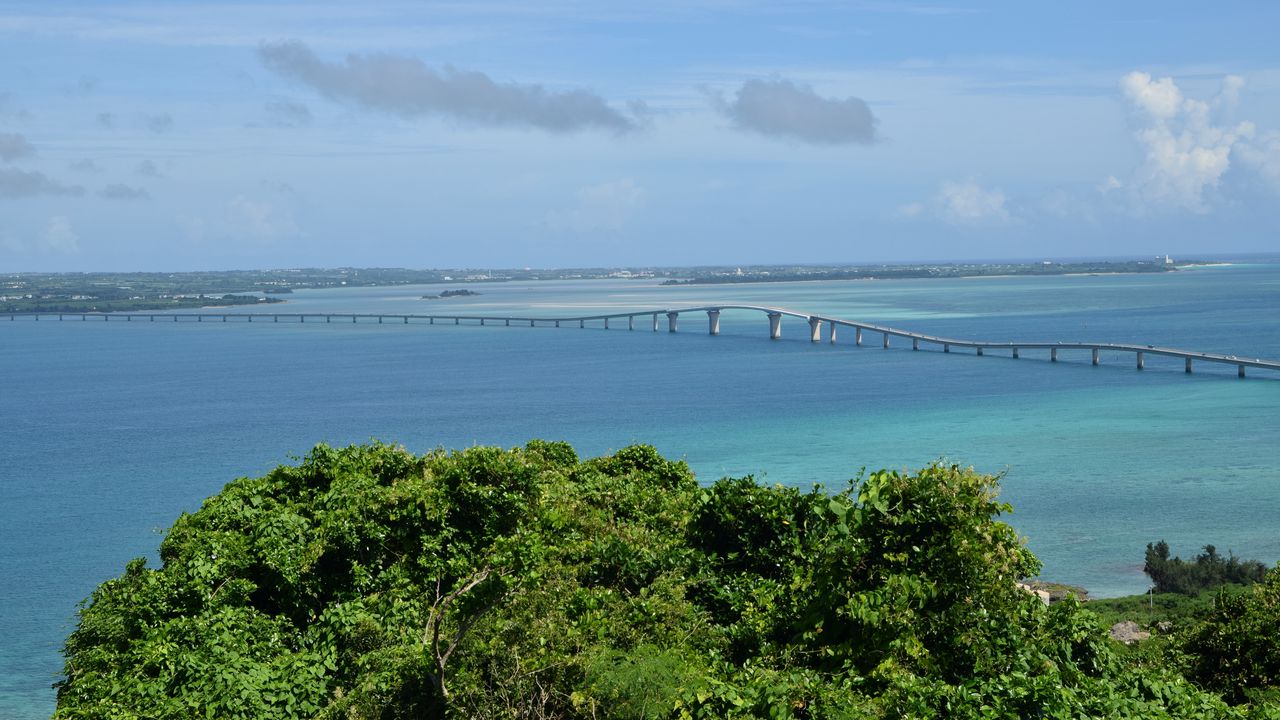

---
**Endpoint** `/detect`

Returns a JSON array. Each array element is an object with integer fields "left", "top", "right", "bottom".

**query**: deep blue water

[{"left": 3, "top": 264, "right": 1279, "bottom": 717}]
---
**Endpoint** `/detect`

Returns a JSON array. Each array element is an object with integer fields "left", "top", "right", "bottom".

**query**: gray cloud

[
  {"left": 135, "top": 159, "right": 162, "bottom": 177},
  {"left": 0, "top": 93, "right": 30, "bottom": 122},
  {"left": 145, "top": 113, "right": 174, "bottom": 133},
  {"left": 69, "top": 158, "right": 102, "bottom": 173},
  {"left": 258, "top": 40, "right": 637, "bottom": 134},
  {"left": 263, "top": 97, "right": 312, "bottom": 126},
  {"left": 0, "top": 168, "right": 85, "bottom": 198},
  {"left": 98, "top": 183, "right": 149, "bottom": 200},
  {"left": 710, "top": 78, "right": 877, "bottom": 145},
  {"left": 0, "top": 132, "right": 35, "bottom": 162},
  {"left": 97, "top": 112, "right": 115, "bottom": 128}
]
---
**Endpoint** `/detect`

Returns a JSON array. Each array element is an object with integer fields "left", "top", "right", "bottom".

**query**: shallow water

[{"left": 3, "top": 264, "right": 1279, "bottom": 717}]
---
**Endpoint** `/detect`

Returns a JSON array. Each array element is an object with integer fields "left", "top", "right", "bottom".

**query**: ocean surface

[{"left": 3, "top": 263, "right": 1279, "bottom": 717}]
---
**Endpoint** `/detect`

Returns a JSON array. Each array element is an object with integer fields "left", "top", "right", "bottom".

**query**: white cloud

[
  {"left": 43, "top": 216, "right": 80, "bottom": 254},
  {"left": 1116, "top": 71, "right": 1253, "bottom": 213},
  {"left": 938, "top": 180, "right": 1010, "bottom": 223},
  {"left": 1236, "top": 130, "right": 1280, "bottom": 192},
  {"left": 545, "top": 179, "right": 644, "bottom": 233},
  {"left": 895, "top": 201, "right": 924, "bottom": 218},
  {"left": 227, "top": 195, "right": 299, "bottom": 241}
]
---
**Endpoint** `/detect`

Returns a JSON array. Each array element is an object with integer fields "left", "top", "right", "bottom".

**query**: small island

[{"left": 422, "top": 289, "right": 481, "bottom": 299}]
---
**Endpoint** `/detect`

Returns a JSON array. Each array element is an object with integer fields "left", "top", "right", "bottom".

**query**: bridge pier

[
  {"left": 1012, "top": 347, "right": 1019, "bottom": 359},
  {"left": 829, "top": 322, "right": 838, "bottom": 343},
  {"left": 667, "top": 311, "right": 679, "bottom": 333},
  {"left": 604, "top": 318, "right": 609, "bottom": 330},
  {"left": 248, "top": 315, "right": 253, "bottom": 322},
  {"left": 504, "top": 319, "right": 509, "bottom": 327},
  {"left": 1136, "top": 351, "right": 1144, "bottom": 370},
  {"left": 976, "top": 347, "right": 983, "bottom": 356},
  {"left": 913, "top": 338, "right": 919, "bottom": 351},
  {"left": 326, "top": 315, "right": 331, "bottom": 323},
  {"left": 628, "top": 315, "right": 634, "bottom": 331},
  {"left": 580, "top": 319, "right": 585, "bottom": 329},
  {"left": 1092, "top": 348, "right": 1100, "bottom": 365},
  {"left": 883, "top": 333, "right": 890, "bottom": 349},
  {"left": 480, "top": 318, "right": 486, "bottom": 326},
  {"left": 944, "top": 343, "right": 950, "bottom": 353},
  {"left": 554, "top": 320, "right": 559, "bottom": 327},
  {"left": 652, "top": 313, "right": 658, "bottom": 332},
  {"left": 455, "top": 318, "right": 460, "bottom": 325},
  {"left": 1185, "top": 357, "right": 1192, "bottom": 373},
  {"left": 855, "top": 327, "right": 862, "bottom": 346},
  {"left": 767, "top": 312, "right": 781, "bottom": 340},
  {"left": 352, "top": 315, "right": 356, "bottom": 323},
  {"left": 1051, "top": 348, "right": 1058, "bottom": 362},
  {"left": 707, "top": 310, "right": 720, "bottom": 335},
  {"left": 126, "top": 315, "right": 131, "bottom": 322},
  {"left": 1239, "top": 365, "right": 1246, "bottom": 378},
  {"left": 808, "top": 316, "right": 822, "bottom": 342}
]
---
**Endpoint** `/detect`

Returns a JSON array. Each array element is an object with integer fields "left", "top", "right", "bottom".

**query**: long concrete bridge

[{"left": 9, "top": 304, "right": 1280, "bottom": 378}]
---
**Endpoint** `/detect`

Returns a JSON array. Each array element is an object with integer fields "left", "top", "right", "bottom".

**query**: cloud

[
  {"left": 1116, "top": 71, "right": 1253, "bottom": 213},
  {"left": 145, "top": 113, "right": 174, "bottom": 133},
  {"left": 96, "top": 112, "right": 115, "bottom": 128},
  {"left": 0, "top": 132, "right": 35, "bottom": 162},
  {"left": 895, "top": 202, "right": 924, "bottom": 218},
  {"left": 135, "top": 159, "right": 162, "bottom": 177},
  {"left": 69, "top": 158, "right": 102, "bottom": 173},
  {"left": 0, "top": 168, "right": 85, "bottom": 198},
  {"left": 258, "top": 40, "right": 638, "bottom": 134},
  {"left": 263, "top": 97, "right": 312, "bottom": 126},
  {"left": 1236, "top": 130, "right": 1280, "bottom": 192},
  {"left": 938, "top": 180, "right": 1010, "bottom": 223},
  {"left": 227, "top": 195, "right": 300, "bottom": 241},
  {"left": 708, "top": 78, "right": 877, "bottom": 145},
  {"left": 43, "top": 216, "right": 80, "bottom": 254},
  {"left": 0, "top": 92, "right": 30, "bottom": 122},
  {"left": 545, "top": 179, "right": 644, "bottom": 233},
  {"left": 98, "top": 183, "right": 149, "bottom": 200}
]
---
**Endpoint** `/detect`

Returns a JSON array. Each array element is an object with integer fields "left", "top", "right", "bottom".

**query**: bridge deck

[{"left": 7, "top": 304, "right": 1279, "bottom": 375}]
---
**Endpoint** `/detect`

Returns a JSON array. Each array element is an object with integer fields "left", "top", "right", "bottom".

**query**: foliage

[
  {"left": 1089, "top": 585, "right": 1252, "bottom": 631},
  {"left": 1179, "top": 569, "right": 1280, "bottom": 704},
  {"left": 56, "top": 442, "right": 1268, "bottom": 719},
  {"left": 1146, "top": 541, "right": 1268, "bottom": 596}
]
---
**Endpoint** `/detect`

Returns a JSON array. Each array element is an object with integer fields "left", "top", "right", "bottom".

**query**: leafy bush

[{"left": 56, "top": 442, "right": 1261, "bottom": 719}]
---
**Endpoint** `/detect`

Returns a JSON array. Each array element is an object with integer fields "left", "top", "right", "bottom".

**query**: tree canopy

[{"left": 55, "top": 442, "right": 1275, "bottom": 718}]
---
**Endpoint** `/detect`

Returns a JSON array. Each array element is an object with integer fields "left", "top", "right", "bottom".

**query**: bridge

[{"left": 8, "top": 304, "right": 1280, "bottom": 379}]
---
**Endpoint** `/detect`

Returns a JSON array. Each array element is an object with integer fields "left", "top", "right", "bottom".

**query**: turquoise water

[{"left": 3, "top": 264, "right": 1279, "bottom": 717}]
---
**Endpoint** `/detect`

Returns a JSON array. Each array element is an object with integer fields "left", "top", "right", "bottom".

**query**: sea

[{"left": 3, "top": 261, "right": 1279, "bottom": 717}]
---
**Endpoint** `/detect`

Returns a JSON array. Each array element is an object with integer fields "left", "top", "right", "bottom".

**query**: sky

[{"left": 2, "top": 1, "right": 1279, "bottom": 271}]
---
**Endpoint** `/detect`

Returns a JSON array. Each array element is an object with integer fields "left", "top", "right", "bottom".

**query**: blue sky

[{"left": 2, "top": 1, "right": 1279, "bottom": 271}]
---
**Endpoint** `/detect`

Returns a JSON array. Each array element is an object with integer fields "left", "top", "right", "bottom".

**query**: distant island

[
  {"left": 422, "top": 289, "right": 481, "bottom": 299},
  {"left": 0, "top": 292, "right": 280, "bottom": 314},
  {"left": 3, "top": 257, "right": 1206, "bottom": 314},
  {"left": 661, "top": 257, "right": 1187, "bottom": 285}
]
